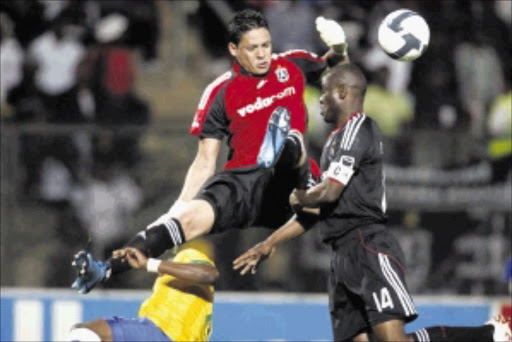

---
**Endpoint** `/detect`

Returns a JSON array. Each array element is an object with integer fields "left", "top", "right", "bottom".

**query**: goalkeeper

[
  {"left": 71, "top": 10, "right": 349, "bottom": 294},
  {"left": 69, "top": 246, "right": 218, "bottom": 342}
]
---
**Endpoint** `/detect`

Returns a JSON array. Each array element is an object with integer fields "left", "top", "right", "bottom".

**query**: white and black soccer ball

[{"left": 378, "top": 9, "right": 430, "bottom": 61}]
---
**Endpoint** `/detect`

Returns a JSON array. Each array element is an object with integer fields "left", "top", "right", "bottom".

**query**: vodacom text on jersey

[{"left": 237, "top": 87, "right": 296, "bottom": 117}]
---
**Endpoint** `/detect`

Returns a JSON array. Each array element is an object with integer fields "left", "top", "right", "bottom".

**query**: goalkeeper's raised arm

[{"left": 316, "top": 16, "right": 350, "bottom": 66}]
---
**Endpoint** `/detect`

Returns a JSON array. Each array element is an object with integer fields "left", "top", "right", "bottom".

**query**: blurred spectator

[
  {"left": 363, "top": 53, "right": 414, "bottom": 165},
  {"left": 505, "top": 256, "right": 512, "bottom": 294},
  {"left": 6, "top": 63, "right": 49, "bottom": 197},
  {"left": 0, "top": 0, "right": 47, "bottom": 48},
  {"left": 454, "top": 13, "right": 504, "bottom": 138},
  {"left": 391, "top": 211, "right": 432, "bottom": 294},
  {"left": 27, "top": 15, "right": 87, "bottom": 204},
  {"left": 363, "top": 47, "right": 413, "bottom": 95},
  {"left": 304, "top": 84, "right": 329, "bottom": 161},
  {"left": 78, "top": 13, "right": 150, "bottom": 169},
  {"left": 27, "top": 14, "right": 86, "bottom": 124},
  {"left": 188, "top": 0, "right": 253, "bottom": 77},
  {"left": 70, "top": 169, "right": 142, "bottom": 262},
  {"left": 452, "top": 216, "right": 510, "bottom": 295},
  {"left": 408, "top": 2, "right": 462, "bottom": 131},
  {"left": 94, "top": 0, "right": 160, "bottom": 65},
  {"left": 486, "top": 76, "right": 511, "bottom": 183},
  {"left": 126, "top": 1, "right": 160, "bottom": 67},
  {"left": 263, "top": 0, "right": 317, "bottom": 53},
  {"left": 0, "top": 13, "right": 24, "bottom": 116},
  {"left": 65, "top": 13, "right": 150, "bottom": 270}
]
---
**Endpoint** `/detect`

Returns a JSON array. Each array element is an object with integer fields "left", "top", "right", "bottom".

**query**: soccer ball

[{"left": 378, "top": 9, "right": 430, "bottom": 61}]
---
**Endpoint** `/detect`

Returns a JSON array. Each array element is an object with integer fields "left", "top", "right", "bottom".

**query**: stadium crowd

[{"left": 1, "top": 0, "right": 510, "bottom": 295}]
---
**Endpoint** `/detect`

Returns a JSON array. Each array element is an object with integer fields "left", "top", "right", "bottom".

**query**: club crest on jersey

[{"left": 275, "top": 66, "right": 289, "bottom": 83}]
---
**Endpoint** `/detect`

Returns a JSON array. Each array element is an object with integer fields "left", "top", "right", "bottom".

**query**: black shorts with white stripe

[{"left": 328, "top": 225, "right": 418, "bottom": 341}]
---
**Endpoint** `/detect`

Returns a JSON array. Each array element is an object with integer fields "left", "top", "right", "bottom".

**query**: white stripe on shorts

[
  {"left": 381, "top": 254, "right": 416, "bottom": 315},
  {"left": 415, "top": 328, "right": 430, "bottom": 342},
  {"left": 378, "top": 253, "right": 415, "bottom": 316}
]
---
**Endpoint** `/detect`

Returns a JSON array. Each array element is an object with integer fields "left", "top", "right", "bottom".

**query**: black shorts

[
  {"left": 196, "top": 166, "right": 300, "bottom": 234},
  {"left": 328, "top": 225, "right": 418, "bottom": 341}
]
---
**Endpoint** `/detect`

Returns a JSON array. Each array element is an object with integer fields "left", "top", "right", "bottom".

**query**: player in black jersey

[{"left": 234, "top": 64, "right": 510, "bottom": 342}]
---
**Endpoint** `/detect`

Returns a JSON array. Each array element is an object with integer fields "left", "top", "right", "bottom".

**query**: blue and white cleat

[
  {"left": 257, "top": 106, "right": 291, "bottom": 168},
  {"left": 71, "top": 250, "right": 110, "bottom": 294}
]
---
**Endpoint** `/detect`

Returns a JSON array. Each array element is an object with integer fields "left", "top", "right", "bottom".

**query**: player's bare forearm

[
  {"left": 233, "top": 216, "right": 306, "bottom": 275},
  {"left": 123, "top": 247, "right": 218, "bottom": 284},
  {"left": 158, "top": 261, "right": 219, "bottom": 285},
  {"left": 177, "top": 138, "right": 220, "bottom": 201},
  {"left": 324, "top": 48, "right": 350, "bottom": 67},
  {"left": 291, "top": 178, "right": 343, "bottom": 209},
  {"left": 265, "top": 216, "right": 307, "bottom": 247}
]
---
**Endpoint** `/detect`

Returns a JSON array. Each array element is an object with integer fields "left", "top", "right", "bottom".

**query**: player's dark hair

[{"left": 228, "top": 9, "right": 269, "bottom": 45}]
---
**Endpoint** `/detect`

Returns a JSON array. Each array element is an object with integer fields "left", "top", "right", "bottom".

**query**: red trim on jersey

[
  {"left": 190, "top": 71, "right": 233, "bottom": 136},
  {"left": 328, "top": 177, "right": 344, "bottom": 185},
  {"left": 308, "top": 157, "right": 321, "bottom": 180},
  {"left": 337, "top": 111, "right": 362, "bottom": 130},
  {"left": 277, "top": 50, "right": 326, "bottom": 63},
  {"left": 358, "top": 228, "right": 407, "bottom": 275}
]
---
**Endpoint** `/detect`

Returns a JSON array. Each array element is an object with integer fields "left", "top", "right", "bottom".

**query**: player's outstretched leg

[
  {"left": 408, "top": 325, "right": 495, "bottom": 342},
  {"left": 370, "top": 316, "right": 510, "bottom": 342},
  {"left": 108, "top": 199, "right": 215, "bottom": 276}
]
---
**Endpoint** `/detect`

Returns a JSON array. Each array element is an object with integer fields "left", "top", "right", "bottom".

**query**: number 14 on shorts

[{"left": 373, "top": 287, "right": 394, "bottom": 312}]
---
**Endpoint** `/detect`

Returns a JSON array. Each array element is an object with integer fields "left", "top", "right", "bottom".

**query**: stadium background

[{"left": 0, "top": 0, "right": 510, "bottom": 341}]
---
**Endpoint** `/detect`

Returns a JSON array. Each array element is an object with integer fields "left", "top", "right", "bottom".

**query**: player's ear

[
  {"left": 228, "top": 42, "right": 238, "bottom": 58},
  {"left": 337, "top": 84, "right": 348, "bottom": 99}
]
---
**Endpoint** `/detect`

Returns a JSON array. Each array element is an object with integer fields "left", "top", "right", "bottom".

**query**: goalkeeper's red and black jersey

[
  {"left": 317, "top": 113, "right": 388, "bottom": 243},
  {"left": 190, "top": 50, "right": 328, "bottom": 170}
]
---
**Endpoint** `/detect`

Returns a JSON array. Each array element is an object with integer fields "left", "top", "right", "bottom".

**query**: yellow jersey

[{"left": 138, "top": 248, "right": 215, "bottom": 341}]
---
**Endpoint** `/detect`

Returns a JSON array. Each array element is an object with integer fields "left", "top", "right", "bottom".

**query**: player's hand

[
  {"left": 71, "top": 251, "right": 109, "bottom": 294},
  {"left": 233, "top": 242, "right": 276, "bottom": 275},
  {"left": 123, "top": 247, "right": 148, "bottom": 270},
  {"left": 315, "top": 16, "right": 347, "bottom": 56},
  {"left": 289, "top": 189, "right": 306, "bottom": 212}
]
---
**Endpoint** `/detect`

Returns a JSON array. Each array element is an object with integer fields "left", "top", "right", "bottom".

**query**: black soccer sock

[
  {"left": 108, "top": 218, "right": 186, "bottom": 276},
  {"left": 411, "top": 325, "right": 494, "bottom": 342},
  {"left": 107, "top": 232, "right": 148, "bottom": 275},
  {"left": 276, "top": 132, "right": 304, "bottom": 170}
]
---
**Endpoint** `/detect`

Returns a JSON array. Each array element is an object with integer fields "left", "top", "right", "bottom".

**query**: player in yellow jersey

[{"left": 68, "top": 246, "right": 218, "bottom": 342}]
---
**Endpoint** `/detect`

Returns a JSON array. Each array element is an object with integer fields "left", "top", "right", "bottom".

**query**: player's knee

[
  {"left": 68, "top": 326, "right": 101, "bottom": 342},
  {"left": 175, "top": 200, "right": 215, "bottom": 239}
]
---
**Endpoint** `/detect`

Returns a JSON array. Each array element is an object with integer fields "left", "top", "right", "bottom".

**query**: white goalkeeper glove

[{"left": 315, "top": 16, "right": 347, "bottom": 56}]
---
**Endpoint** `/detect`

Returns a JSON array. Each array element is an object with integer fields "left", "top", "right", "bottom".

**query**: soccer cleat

[
  {"left": 257, "top": 106, "right": 291, "bottom": 168},
  {"left": 71, "top": 251, "right": 110, "bottom": 294},
  {"left": 486, "top": 315, "right": 512, "bottom": 342}
]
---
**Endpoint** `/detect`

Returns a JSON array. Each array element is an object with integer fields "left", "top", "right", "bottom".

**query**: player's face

[
  {"left": 319, "top": 74, "right": 342, "bottom": 123},
  {"left": 229, "top": 27, "right": 272, "bottom": 76}
]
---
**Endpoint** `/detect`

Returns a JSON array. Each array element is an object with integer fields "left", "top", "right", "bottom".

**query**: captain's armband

[{"left": 326, "top": 155, "right": 355, "bottom": 185}]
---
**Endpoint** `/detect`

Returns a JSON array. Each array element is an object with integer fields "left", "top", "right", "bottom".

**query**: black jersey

[{"left": 317, "top": 112, "right": 387, "bottom": 243}]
